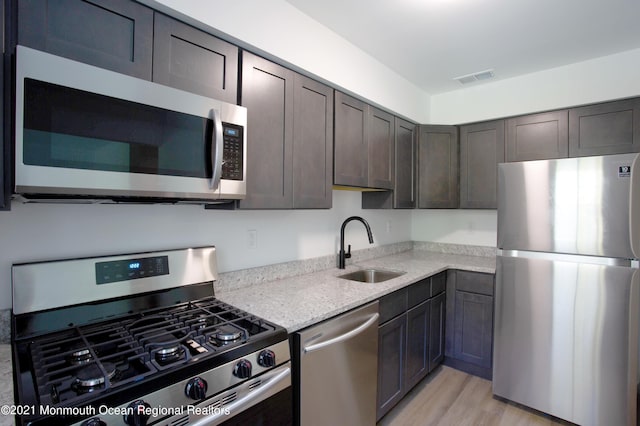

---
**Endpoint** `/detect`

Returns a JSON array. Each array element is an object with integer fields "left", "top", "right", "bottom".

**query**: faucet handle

[{"left": 345, "top": 244, "right": 352, "bottom": 259}]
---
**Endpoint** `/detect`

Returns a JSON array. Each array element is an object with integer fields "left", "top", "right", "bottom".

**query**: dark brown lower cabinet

[
  {"left": 377, "top": 313, "right": 406, "bottom": 419},
  {"left": 405, "top": 301, "right": 429, "bottom": 391},
  {"left": 429, "top": 291, "right": 446, "bottom": 368},
  {"left": 377, "top": 273, "right": 446, "bottom": 420},
  {"left": 444, "top": 270, "right": 495, "bottom": 380}
]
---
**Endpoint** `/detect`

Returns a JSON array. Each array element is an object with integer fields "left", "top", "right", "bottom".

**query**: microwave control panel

[{"left": 222, "top": 123, "right": 244, "bottom": 180}]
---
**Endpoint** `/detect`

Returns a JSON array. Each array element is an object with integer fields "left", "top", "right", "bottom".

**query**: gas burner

[
  {"left": 211, "top": 325, "right": 245, "bottom": 343},
  {"left": 73, "top": 362, "right": 117, "bottom": 390},
  {"left": 67, "top": 347, "right": 93, "bottom": 366},
  {"left": 195, "top": 316, "right": 212, "bottom": 330},
  {"left": 147, "top": 334, "right": 187, "bottom": 365},
  {"left": 155, "top": 346, "right": 186, "bottom": 365}
]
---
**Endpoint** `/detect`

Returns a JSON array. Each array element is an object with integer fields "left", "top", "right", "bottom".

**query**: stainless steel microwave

[{"left": 14, "top": 45, "right": 247, "bottom": 202}]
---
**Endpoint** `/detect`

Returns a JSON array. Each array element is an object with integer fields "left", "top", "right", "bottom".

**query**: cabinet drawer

[
  {"left": 430, "top": 272, "right": 446, "bottom": 296},
  {"left": 379, "top": 288, "right": 407, "bottom": 324},
  {"left": 407, "top": 272, "right": 447, "bottom": 308},
  {"left": 455, "top": 271, "right": 494, "bottom": 296},
  {"left": 407, "top": 278, "right": 429, "bottom": 308}
]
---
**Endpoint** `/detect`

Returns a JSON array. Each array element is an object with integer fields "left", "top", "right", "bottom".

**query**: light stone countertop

[
  {"left": 216, "top": 250, "right": 496, "bottom": 333},
  {"left": 0, "top": 344, "right": 14, "bottom": 426}
]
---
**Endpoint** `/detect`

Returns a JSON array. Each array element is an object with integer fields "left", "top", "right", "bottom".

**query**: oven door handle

[
  {"left": 210, "top": 108, "right": 224, "bottom": 191},
  {"left": 189, "top": 364, "right": 291, "bottom": 426}
]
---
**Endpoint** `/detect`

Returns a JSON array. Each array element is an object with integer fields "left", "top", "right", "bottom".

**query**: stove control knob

[
  {"left": 185, "top": 376, "right": 208, "bottom": 401},
  {"left": 123, "top": 400, "right": 151, "bottom": 426},
  {"left": 233, "top": 359, "right": 252, "bottom": 379},
  {"left": 81, "top": 418, "right": 106, "bottom": 426},
  {"left": 258, "top": 349, "right": 276, "bottom": 368}
]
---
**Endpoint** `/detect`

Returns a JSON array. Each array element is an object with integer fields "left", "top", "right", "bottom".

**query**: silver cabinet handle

[
  {"left": 189, "top": 365, "right": 291, "bottom": 426},
  {"left": 210, "top": 108, "right": 224, "bottom": 191},
  {"left": 303, "top": 313, "right": 379, "bottom": 354}
]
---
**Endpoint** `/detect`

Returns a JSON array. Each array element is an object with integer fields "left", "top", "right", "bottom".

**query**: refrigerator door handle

[{"left": 498, "top": 249, "right": 636, "bottom": 268}]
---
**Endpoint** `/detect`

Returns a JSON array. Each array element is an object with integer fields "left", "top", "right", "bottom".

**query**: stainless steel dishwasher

[{"left": 293, "top": 301, "right": 379, "bottom": 426}]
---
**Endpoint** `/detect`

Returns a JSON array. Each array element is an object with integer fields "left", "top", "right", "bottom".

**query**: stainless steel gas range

[{"left": 10, "top": 247, "right": 292, "bottom": 426}]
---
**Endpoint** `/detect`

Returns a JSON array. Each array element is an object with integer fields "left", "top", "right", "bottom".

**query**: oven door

[
  {"left": 187, "top": 362, "right": 292, "bottom": 426},
  {"left": 15, "top": 45, "right": 246, "bottom": 201}
]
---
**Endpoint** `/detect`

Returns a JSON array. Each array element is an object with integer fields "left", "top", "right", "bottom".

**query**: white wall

[
  {"left": 0, "top": 191, "right": 411, "bottom": 310},
  {"left": 142, "top": 0, "right": 431, "bottom": 123},
  {"left": 412, "top": 210, "right": 497, "bottom": 247},
  {"left": 430, "top": 48, "right": 640, "bottom": 124}
]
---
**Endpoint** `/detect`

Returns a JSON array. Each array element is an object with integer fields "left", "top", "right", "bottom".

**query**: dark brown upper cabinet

[
  {"left": 393, "top": 118, "right": 417, "bottom": 209},
  {"left": 238, "top": 52, "right": 333, "bottom": 209},
  {"left": 292, "top": 74, "right": 334, "bottom": 209},
  {"left": 459, "top": 120, "right": 504, "bottom": 209},
  {"left": 569, "top": 98, "right": 640, "bottom": 157},
  {"left": 417, "top": 125, "right": 459, "bottom": 209},
  {"left": 368, "top": 107, "right": 395, "bottom": 190},
  {"left": 362, "top": 117, "right": 416, "bottom": 209},
  {"left": 238, "top": 52, "right": 294, "bottom": 209},
  {"left": 506, "top": 111, "right": 568, "bottom": 161},
  {"left": 334, "top": 91, "right": 394, "bottom": 190},
  {"left": 334, "top": 92, "right": 368, "bottom": 187},
  {"left": 0, "top": 0, "right": 6, "bottom": 210},
  {"left": 153, "top": 13, "right": 238, "bottom": 103},
  {"left": 18, "top": 0, "right": 153, "bottom": 79}
]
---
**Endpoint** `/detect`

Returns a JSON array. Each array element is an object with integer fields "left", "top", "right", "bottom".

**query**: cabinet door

[
  {"left": 0, "top": 0, "right": 5, "bottom": 210},
  {"left": 418, "top": 125, "right": 459, "bottom": 208},
  {"left": 292, "top": 75, "right": 334, "bottom": 208},
  {"left": 152, "top": 13, "right": 238, "bottom": 103},
  {"left": 361, "top": 116, "right": 415, "bottom": 209},
  {"left": 394, "top": 118, "right": 416, "bottom": 208},
  {"left": 238, "top": 52, "right": 294, "bottom": 209},
  {"left": 368, "top": 107, "right": 394, "bottom": 190},
  {"left": 453, "top": 290, "right": 493, "bottom": 369},
  {"left": 569, "top": 98, "right": 640, "bottom": 156},
  {"left": 334, "top": 92, "right": 368, "bottom": 187},
  {"left": 428, "top": 291, "right": 446, "bottom": 372},
  {"left": 459, "top": 120, "right": 504, "bottom": 209},
  {"left": 18, "top": 0, "right": 153, "bottom": 79},
  {"left": 405, "top": 301, "right": 429, "bottom": 391},
  {"left": 377, "top": 314, "right": 406, "bottom": 421},
  {"left": 506, "top": 111, "right": 568, "bottom": 161}
]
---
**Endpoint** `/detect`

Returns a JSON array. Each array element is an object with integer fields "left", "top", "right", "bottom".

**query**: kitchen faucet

[{"left": 338, "top": 216, "right": 374, "bottom": 269}]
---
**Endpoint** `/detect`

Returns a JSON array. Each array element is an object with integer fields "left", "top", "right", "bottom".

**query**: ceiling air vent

[{"left": 453, "top": 69, "right": 495, "bottom": 84}]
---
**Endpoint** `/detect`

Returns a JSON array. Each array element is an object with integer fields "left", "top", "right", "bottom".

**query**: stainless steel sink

[{"left": 338, "top": 269, "right": 405, "bottom": 283}]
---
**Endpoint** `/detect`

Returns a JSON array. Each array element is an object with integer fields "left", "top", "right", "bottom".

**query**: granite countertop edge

[{"left": 216, "top": 249, "right": 496, "bottom": 334}]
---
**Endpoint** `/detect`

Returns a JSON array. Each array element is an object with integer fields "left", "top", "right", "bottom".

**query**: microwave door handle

[{"left": 210, "top": 108, "right": 224, "bottom": 190}]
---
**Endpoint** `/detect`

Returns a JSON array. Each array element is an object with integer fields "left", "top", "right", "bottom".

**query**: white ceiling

[{"left": 284, "top": 0, "right": 640, "bottom": 94}]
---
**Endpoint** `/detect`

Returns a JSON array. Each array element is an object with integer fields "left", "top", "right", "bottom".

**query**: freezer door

[
  {"left": 493, "top": 252, "right": 639, "bottom": 426},
  {"left": 498, "top": 153, "right": 640, "bottom": 258}
]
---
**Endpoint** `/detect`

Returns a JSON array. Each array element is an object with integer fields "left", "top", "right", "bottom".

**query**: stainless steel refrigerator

[{"left": 494, "top": 153, "right": 640, "bottom": 426}]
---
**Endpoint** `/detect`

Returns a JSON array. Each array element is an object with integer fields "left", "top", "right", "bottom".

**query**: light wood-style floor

[{"left": 378, "top": 366, "right": 569, "bottom": 426}]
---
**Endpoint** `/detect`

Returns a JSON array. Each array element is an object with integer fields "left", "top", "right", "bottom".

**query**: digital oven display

[{"left": 95, "top": 255, "right": 169, "bottom": 284}]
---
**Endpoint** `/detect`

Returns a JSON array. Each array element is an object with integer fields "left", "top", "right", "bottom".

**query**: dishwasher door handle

[{"left": 303, "top": 313, "right": 379, "bottom": 354}]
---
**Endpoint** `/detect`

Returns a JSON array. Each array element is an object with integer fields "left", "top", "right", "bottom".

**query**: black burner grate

[{"left": 25, "top": 297, "right": 276, "bottom": 407}]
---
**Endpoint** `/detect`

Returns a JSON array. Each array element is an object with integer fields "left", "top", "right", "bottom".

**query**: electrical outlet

[
  {"left": 386, "top": 220, "right": 392, "bottom": 233},
  {"left": 247, "top": 229, "right": 257, "bottom": 249}
]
